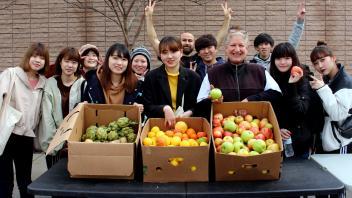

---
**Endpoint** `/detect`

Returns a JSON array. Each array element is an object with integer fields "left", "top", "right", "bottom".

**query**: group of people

[{"left": 1, "top": 0, "right": 352, "bottom": 197}]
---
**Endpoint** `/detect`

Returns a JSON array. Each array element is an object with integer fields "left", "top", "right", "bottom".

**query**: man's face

[
  {"left": 225, "top": 35, "right": 248, "bottom": 65},
  {"left": 199, "top": 46, "right": 217, "bottom": 64},
  {"left": 180, "top": 33, "right": 195, "bottom": 55},
  {"left": 255, "top": 42, "right": 273, "bottom": 60}
]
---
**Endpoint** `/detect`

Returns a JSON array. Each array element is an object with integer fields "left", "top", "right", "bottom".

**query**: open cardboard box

[
  {"left": 212, "top": 102, "right": 283, "bottom": 181},
  {"left": 141, "top": 117, "right": 211, "bottom": 182},
  {"left": 47, "top": 103, "right": 141, "bottom": 179}
]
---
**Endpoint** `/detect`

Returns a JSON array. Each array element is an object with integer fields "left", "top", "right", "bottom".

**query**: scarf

[{"left": 97, "top": 67, "right": 125, "bottom": 104}]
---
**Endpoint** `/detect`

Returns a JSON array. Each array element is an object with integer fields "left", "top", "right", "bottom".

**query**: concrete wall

[{"left": 1, "top": 0, "right": 351, "bottom": 73}]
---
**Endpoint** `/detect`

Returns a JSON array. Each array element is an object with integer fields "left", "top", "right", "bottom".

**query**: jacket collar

[
  {"left": 14, "top": 67, "right": 46, "bottom": 89},
  {"left": 157, "top": 65, "right": 189, "bottom": 108}
]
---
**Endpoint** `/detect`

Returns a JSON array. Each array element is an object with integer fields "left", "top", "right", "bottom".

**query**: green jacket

[{"left": 38, "top": 76, "right": 84, "bottom": 154}]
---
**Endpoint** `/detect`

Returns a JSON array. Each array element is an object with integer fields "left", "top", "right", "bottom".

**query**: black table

[{"left": 28, "top": 158, "right": 345, "bottom": 198}]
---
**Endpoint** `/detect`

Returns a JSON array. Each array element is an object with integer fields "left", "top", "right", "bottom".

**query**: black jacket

[
  {"left": 81, "top": 69, "right": 143, "bottom": 105},
  {"left": 271, "top": 65, "right": 324, "bottom": 155},
  {"left": 142, "top": 65, "right": 201, "bottom": 118}
]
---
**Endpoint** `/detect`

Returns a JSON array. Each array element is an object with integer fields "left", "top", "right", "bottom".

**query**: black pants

[{"left": 0, "top": 133, "right": 34, "bottom": 198}]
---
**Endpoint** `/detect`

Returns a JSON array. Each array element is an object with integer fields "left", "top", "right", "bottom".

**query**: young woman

[
  {"left": 0, "top": 42, "right": 49, "bottom": 198},
  {"left": 130, "top": 46, "right": 152, "bottom": 81},
  {"left": 309, "top": 41, "right": 352, "bottom": 154},
  {"left": 79, "top": 44, "right": 101, "bottom": 75},
  {"left": 143, "top": 36, "right": 201, "bottom": 127},
  {"left": 269, "top": 42, "right": 324, "bottom": 158},
  {"left": 82, "top": 43, "right": 143, "bottom": 111},
  {"left": 39, "top": 47, "right": 84, "bottom": 169}
]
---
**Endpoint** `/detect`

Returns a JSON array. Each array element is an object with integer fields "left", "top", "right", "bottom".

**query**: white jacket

[{"left": 0, "top": 67, "right": 46, "bottom": 137}]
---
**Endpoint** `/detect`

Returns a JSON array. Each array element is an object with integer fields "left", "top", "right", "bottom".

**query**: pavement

[{"left": 13, "top": 153, "right": 49, "bottom": 198}]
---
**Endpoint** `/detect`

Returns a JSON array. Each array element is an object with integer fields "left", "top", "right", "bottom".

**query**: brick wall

[{"left": 1, "top": 0, "right": 351, "bottom": 74}]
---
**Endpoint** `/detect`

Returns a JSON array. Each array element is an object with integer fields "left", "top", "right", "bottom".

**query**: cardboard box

[
  {"left": 47, "top": 103, "right": 141, "bottom": 179},
  {"left": 212, "top": 102, "right": 283, "bottom": 181},
  {"left": 141, "top": 117, "right": 211, "bottom": 182}
]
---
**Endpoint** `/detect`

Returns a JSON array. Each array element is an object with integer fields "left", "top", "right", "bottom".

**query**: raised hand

[
  {"left": 145, "top": 0, "right": 156, "bottom": 17},
  {"left": 309, "top": 73, "right": 325, "bottom": 90},
  {"left": 221, "top": 0, "right": 233, "bottom": 20},
  {"left": 297, "top": 0, "right": 306, "bottom": 21}
]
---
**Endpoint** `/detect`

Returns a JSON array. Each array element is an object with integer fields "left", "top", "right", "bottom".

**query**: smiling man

[{"left": 194, "top": 34, "right": 225, "bottom": 80}]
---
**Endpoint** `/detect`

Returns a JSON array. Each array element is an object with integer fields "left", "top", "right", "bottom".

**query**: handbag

[
  {"left": 331, "top": 110, "right": 352, "bottom": 139},
  {"left": 0, "top": 68, "right": 22, "bottom": 155}
]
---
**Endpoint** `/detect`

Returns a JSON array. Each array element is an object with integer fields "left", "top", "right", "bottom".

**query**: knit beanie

[{"left": 130, "top": 46, "right": 152, "bottom": 70}]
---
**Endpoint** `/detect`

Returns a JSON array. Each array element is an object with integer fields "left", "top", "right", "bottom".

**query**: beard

[{"left": 183, "top": 46, "right": 194, "bottom": 55}]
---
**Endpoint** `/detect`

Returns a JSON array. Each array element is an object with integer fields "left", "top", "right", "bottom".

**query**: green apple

[
  {"left": 221, "top": 142, "right": 234, "bottom": 154},
  {"left": 223, "top": 136, "right": 234, "bottom": 143},
  {"left": 265, "top": 138, "right": 275, "bottom": 146},
  {"left": 252, "top": 139, "right": 267, "bottom": 153},
  {"left": 233, "top": 136, "right": 243, "bottom": 143},
  {"left": 241, "top": 130, "right": 254, "bottom": 143},
  {"left": 237, "top": 148, "right": 249, "bottom": 156},
  {"left": 233, "top": 141, "right": 244, "bottom": 153},
  {"left": 210, "top": 88, "right": 222, "bottom": 100},
  {"left": 224, "top": 120, "right": 237, "bottom": 132}
]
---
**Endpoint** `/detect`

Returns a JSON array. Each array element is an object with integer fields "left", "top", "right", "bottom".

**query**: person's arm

[
  {"left": 215, "top": 0, "right": 233, "bottom": 48},
  {"left": 288, "top": 0, "right": 305, "bottom": 49},
  {"left": 145, "top": 0, "right": 160, "bottom": 55},
  {"left": 246, "top": 71, "right": 282, "bottom": 102},
  {"left": 316, "top": 85, "right": 352, "bottom": 122}
]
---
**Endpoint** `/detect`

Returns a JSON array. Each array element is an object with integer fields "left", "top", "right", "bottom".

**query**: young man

[
  {"left": 250, "top": 1, "right": 306, "bottom": 70},
  {"left": 145, "top": 0, "right": 232, "bottom": 69},
  {"left": 194, "top": 34, "right": 225, "bottom": 80}
]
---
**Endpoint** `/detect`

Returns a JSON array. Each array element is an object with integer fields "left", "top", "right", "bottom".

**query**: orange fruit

[
  {"left": 186, "top": 128, "right": 196, "bottom": 137},
  {"left": 156, "top": 136, "right": 167, "bottom": 146},
  {"left": 165, "top": 130, "right": 174, "bottom": 137},
  {"left": 175, "top": 121, "right": 188, "bottom": 133}
]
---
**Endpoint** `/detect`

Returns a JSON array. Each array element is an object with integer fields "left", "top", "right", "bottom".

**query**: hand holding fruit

[
  {"left": 289, "top": 66, "right": 303, "bottom": 84},
  {"left": 209, "top": 85, "right": 223, "bottom": 103},
  {"left": 163, "top": 105, "right": 176, "bottom": 128}
]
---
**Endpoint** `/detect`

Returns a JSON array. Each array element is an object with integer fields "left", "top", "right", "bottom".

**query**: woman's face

[
  {"left": 225, "top": 35, "right": 248, "bottom": 65},
  {"left": 83, "top": 51, "right": 98, "bottom": 69},
  {"left": 108, "top": 52, "right": 128, "bottom": 75},
  {"left": 160, "top": 47, "right": 182, "bottom": 69},
  {"left": 275, "top": 57, "right": 293, "bottom": 73},
  {"left": 131, "top": 55, "right": 148, "bottom": 75},
  {"left": 61, "top": 58, "right": 79, "bottom": 77},
  {"left": 312, "top": 55, "right": 336, "bottom": 76},
  {"left": 29, "top": 55, "right": 45, "bottom": 72}
]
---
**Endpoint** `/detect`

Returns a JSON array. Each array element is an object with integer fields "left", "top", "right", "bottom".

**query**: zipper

[{"left": 235, "top": 65, "right": 240, "bottom": 101}]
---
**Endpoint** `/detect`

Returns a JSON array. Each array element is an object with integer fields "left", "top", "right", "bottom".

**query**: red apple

[
  {"left": 196, "top": 131, "right": 207, "bottom": 138},
  {"left": 213, "top": 130, "right": 222, "bottom": 139},
  {"left": 214, "top": 138, "right": 223, "bottom": 147},
  {"left": 213, "top": 126, "right": 224, "bottom": 134},
  {"left": 223, "top": 131, "right": 233, "bottom": 137},
  {"left": 249, "top": 126, "right": 260, "bottom": 135},
  {"left": 261, "top": 127, "right": 273, "bottom": 139},
  {"left": 255, "top": 133, "right": 266, "bottom": 141},
  {"left": 213, "top": 118, "right": 221, "bottom": 127}
]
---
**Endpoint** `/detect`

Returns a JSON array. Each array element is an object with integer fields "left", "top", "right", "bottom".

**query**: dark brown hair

[
  {"left": 310, "top": 41, "right": 334, "bottom": 63},
  {"left": 55, "top": 47, "right": 81, "bottom": 76},
  {"left": 100, "top": 43, "right": 137, "bottom": 93},
  {"left": 159, "top": 36, "right": 182, "bottom": 55},
  {"left": 20, "top": 42, "right": 49, "bottom": 75}
]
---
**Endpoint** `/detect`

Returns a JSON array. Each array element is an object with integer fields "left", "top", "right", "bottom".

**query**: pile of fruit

[
  {"left": 143, "top": 121, "right": 208, "bottom": 147},
  {"left": 212, "top": 110, "right": 280, "bottom": 156},
  {"left": 81, "top": 117, "right": 137, "bottom": 143}
]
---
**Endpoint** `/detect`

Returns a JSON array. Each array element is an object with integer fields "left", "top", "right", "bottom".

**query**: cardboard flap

[{"left": 46, "top": 103, "right": 83, "bottom": 155}]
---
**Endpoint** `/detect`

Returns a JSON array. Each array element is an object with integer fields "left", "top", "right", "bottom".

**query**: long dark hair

[
  {"left": 270, "top": 42, "right": 302, "bottom": 81},
  {"left": 100, "top": 43, "right": 137, "bottom": 93},
  {"left": 55, "top": 47, "right": 81, "bottom": 76}
]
